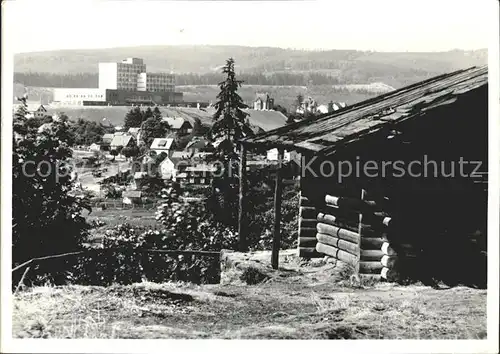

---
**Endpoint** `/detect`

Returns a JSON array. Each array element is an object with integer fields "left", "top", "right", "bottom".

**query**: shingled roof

[{"left": 243, "top": 66, "right": 487, "bottom": 156}]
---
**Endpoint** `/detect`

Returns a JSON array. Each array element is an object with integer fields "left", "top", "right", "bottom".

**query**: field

[
  {"left": 13, "top": 249, "right": 487, "bottom": 339},
  {"left": 87, "top": 208, "right": 158, "bottom": 228}
]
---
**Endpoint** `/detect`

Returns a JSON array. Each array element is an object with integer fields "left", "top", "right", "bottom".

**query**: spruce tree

[
  {"left": 153, "top": 106, "right": 162, "bottom": 119},
  {"left": 143, "top": 107, "right": 154, "bottom": 121},
  {"left": 209, "top": 58, "right": 254, "bottom": 228},
  {"left": 124, "top": 107, "right": 143, "bottom": 129},
  {"left": 141, "top": 116, "right": 170, "bottom": 147},
  {"left": 211, "top": 58, "right": 254, "bottom": 161}
]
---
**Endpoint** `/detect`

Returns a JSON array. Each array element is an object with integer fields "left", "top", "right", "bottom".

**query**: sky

[{"left": 2, "top": 0, "right": 493, "bottom": 53}]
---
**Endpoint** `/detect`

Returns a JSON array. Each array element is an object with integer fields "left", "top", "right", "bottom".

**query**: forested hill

[{"left": 14, "top": 45, "right": 487, "bottom": 89}]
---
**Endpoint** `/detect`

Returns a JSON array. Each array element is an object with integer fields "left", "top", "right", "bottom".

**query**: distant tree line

[
  {"left": 14, "top": 72, "right": 98, "bottom": 88},
  {"left": 14, "top": 68, "right": 438, "bottom": 89}
]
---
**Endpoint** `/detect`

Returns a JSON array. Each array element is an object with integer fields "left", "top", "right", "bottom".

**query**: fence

[
  {"left": 91, "top": 200, "right": 160, "bottom": 210},
  {"left": 12, "top": 248, "right": 221, "bottom": 290}
]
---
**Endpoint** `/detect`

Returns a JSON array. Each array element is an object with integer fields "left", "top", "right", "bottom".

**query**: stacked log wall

[{"left": 314, "top": 191, "right": 388, "bottom": 278}]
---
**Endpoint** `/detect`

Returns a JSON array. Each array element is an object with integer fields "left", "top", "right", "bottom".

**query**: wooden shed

[{"left": 241, "top": 66, "right": 488, "bottom": 285}]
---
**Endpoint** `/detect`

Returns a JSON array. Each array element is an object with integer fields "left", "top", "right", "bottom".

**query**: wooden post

[
  {"left": 238, "top": 143, "right": 248, "bottom": 252},
  {"left": 272, "top": 148, "right": 284, "bottom": 269},
  {"left": 356, "top": 189, "right": 366, "bottom": 276},
  {"left": 15, "top": 266, "right": 31, "bottom": 293}
]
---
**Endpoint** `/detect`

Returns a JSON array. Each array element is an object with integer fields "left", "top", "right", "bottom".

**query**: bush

[
  {"left": 20, "top": 223, "right": 221, "bottom": 287},
  {"left": 12, "top": 107, "right": 90, "bottom": 265},
  {"left": 244, "top": 167, "right": 299, "bottom": 251},
  {"left": 102, "top": 184, "right": 123, "bottom": 199},
  {"left": 240, "top": 266, "right": 270, "bottom": 285},
  {"left": 155, "top": 182, "right": 238, "bottom": 251}
]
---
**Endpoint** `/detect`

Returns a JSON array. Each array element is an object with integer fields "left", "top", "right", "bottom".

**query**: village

[
  {"left": 16, "top": 57, "right": 349, "bottom": 209},
  {"left": 64, "top": 96, "right": 304, "bottom": 206}
]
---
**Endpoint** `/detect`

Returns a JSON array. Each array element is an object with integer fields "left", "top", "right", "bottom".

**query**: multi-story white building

[
  {"left": 53, "top": 88, "right": 107, "bottom": 105},
  {"left": 99, "top": 58, "right": 146, "bottom": 91},
  {"left": 52, "top": 57, "right": 182, "bottom": 106},
  {"left": 99, "top": 58, "right": 174, "bottom": 92},
  {"left": 137, "top": 72, "right": 175, "bottom": 92}
]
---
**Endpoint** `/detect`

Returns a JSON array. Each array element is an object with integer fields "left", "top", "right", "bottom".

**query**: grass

[
  {"left": 13, "top": 251, "right": 488, "bottom": 339},
  {"left": 84, "top": 208, "right": 159, "bottom": 245}
]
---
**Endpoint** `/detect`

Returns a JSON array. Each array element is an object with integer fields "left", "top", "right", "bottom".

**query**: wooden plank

[
  {"left": 317, "top": 223, "right": 359, "bottom": 244},
  {"left": 15, "top": 266, "right": 31, "bottom": 293},
  {"left": 360, "top": 249, "right": 384, "bottom": 261},
  {"left": 317, "top": 212, "right": 337, "bottom": 225},
  {"left": 298, "top": 227, "right": 317, "bottom": 238},
  {"left": 272, "top": 149, "right": 284, "bottom": 269},
  {"left": 317, "top": 212, "right": 363, "bottom": 234},
  {"left": 361, "top": 237, "right": 385, "bottom": 250},
  {"left": 359, "top": 261, "right": 384, "bottom": 274},
  {"left": 316, "top": 233, "right": 358, "bottom": 255},
  {"left": 323, "top": 205, "right": 371, "bottom": 228},
  {"left": 299, "top": 206, "right": 317, "bottom": 219},
  {"left": 324, "top": 195, "right": 340, "bottom": 206},
  {"left": 356, "top": 189, "right": 366, "bottom": 276},
  {"left": 238, "top": 143, "right": 248, "bottom": 251},
  {"left": 315, "top": 243, "right": 358, "bottom": 265},
  {"left": 381, "top": 255, "right": 398, "bottom": 268},
  {"left": 362, "top": 213, "right": 391, "bottom": 227},
  {"left": 359, "top": 223, "right": 387, "bottom": 237},
  {"left": 299, "top": 196, "right": 314, "bottom": 207},
  {"left": 325, "top": 194, "right": 378, "bottom": 212},
  {"left": 381, "top": 242, "right": 397, "bottom": 256},
  {"left": 298, "top": 247, "right": 322, "bottom": 258},
  {"left": 381, "top": 267, "right": 399, "bottom": 281},
  {"left": 298, "top": 237, "right": 318, "bottom": 247},
  {"left": 298, "top": 218, "right": 317, "bottom": 229}
]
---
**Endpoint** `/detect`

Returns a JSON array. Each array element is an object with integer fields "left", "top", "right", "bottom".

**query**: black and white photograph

[{"left": 1, "top": 0, "right": 499, "bottom": 352}]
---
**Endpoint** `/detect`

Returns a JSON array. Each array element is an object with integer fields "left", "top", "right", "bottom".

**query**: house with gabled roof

[
  {"left": 110, "top": 134, "right": 135, "bottom": 151},
  {"left": 163, "top": 117, "right": 193, "bottom": 135},
  {"left": 158, "top": 151, "right": 191, "bottom": 180},
  {"left": 101, "top": 133, "right": 114, "bottom": 151},
  {"left": 26, "top": 103, "right": 48, "bottom": 119},
  {"left": 253, "top": 93, "right": 274, "bottom": 111}
]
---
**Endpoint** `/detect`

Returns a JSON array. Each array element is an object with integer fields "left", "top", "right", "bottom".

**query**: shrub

[
  {"left": 155, "top": 183, "right": 238, "bottom": 251},
  {"left": 240, "top": 266, "right": 270, "bottom": 285},
  {"left": 12, "top": 107, "right": 90, "bottom": 265},
  {"left": 21, "top": 223, "right": 221, "bottom": 287}
]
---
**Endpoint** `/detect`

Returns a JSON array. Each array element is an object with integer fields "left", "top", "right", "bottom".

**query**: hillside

[
  {"left": 14, "top": 45, "right": 487, "bottom": 88},
  {"left": 14, "top": 84, "right": 378, "bottom": 112},
  {"left": 13, "top": 249, "right": 487, "bottom": 339}
]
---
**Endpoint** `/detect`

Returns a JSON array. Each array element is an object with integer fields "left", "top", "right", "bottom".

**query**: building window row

[{"left": 65, "top": 94, "right": 104, "bottom": 99}]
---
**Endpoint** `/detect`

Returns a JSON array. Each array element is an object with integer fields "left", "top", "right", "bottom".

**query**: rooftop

[
  {"left": 26, "top": 103, "right": 47, "bottom": 112},
  {"left": 110, "top": 134, "right": 134, "bottom": 147},
  {"left": 150, "top": 138, "right": 175, "bottom": 150},
  {"left": 163, "top": 117, "right": 192, "bottom": 129},
  {"left": 244, "top": 66, "right": 488, "bottom": 156}
]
